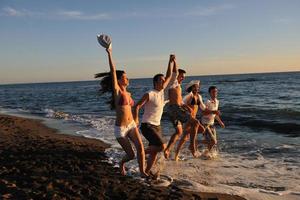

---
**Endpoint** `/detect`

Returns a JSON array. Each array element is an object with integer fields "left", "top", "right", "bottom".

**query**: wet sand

[{"left": 0, "top": 114, "right": 245, "bottom": 199}]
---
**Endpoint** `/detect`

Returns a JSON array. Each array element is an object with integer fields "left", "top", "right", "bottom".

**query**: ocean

[{"left": 0, "top": 71, "right": 299, "bottom": 197}]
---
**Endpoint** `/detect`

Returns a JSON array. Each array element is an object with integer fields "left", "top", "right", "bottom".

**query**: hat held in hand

[{"left": 97, "top": 34, "right": 112, "bottom": 49}]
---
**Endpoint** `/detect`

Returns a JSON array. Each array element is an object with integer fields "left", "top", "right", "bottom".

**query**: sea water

[{"left": 0, "top": 72, "right": 299, "bottom": 197}]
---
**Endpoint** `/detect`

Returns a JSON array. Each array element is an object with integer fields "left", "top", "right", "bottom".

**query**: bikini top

[
  {"left": 190, "top": 96, "right": 200, "bottom": 106},
  {"left": 118, "top": 92, "right": 134, "bottom": 107}
]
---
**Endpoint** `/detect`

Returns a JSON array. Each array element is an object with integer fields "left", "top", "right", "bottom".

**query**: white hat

[
  {"left": 97, "top": 34, "right": 112, "bottom": 49},
  {"left": 185, "top": 80, "right": 200, "bottom": 91}
]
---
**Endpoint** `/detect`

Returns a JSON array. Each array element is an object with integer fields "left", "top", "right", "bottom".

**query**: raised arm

[
  {"left": 133, "top": 93, "right": 149, "bottom": 124},
  {"left": 172, "top": 56, "right": 178, "bottom": 74},
  {"left": 162, "top": 55, "right": 174, "bottom": 89},
  {"left": 166, "top": 56, "right": 179, "bottom": 89},
  {"left": 106, "top": 48, "right": 119, "bottom": 93}
]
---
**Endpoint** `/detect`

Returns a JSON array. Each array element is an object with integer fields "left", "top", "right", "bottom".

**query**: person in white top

[
  {"left": 134, "top": 54, "right": 174, "bottom": 177},
  {"left": 201, "top": 86, "right": 225, "bottom": 153},
  {"left": 174, "top": 80, "right": 206, "bottom": 161}
]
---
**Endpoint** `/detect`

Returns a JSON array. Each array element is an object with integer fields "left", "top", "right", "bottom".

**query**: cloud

[
  {"left": 56, "top": 10, "right": 110, "bottom": 20},
  {"left": 1, "top": 4, "right": 235, "bottom": 20},
  {"left": 185, "top": 4, "right": 235, "bottom": 17},
  {"left": 1, "top": 6, "right": 36, "bottom": 17},
  {"left": 0, "top": 6, "right": 109, "bottom": 20},
  {"left": 112, "top": 4, "right": 236, "bottom": 19},
  {"left": 273, "top": 17, "right": 293, "bottom": 24},
  {"left": 110, "top": 4, "right": 236, "bottom": 19}
]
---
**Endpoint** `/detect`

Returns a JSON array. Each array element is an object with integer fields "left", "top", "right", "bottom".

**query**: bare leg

[
  {"left": 188, "top": 119, "right": 200, "bottom": 157},
  {"left": 116, "top": 137, "right": 135, "bottom": 176},
  {"left": 145, "top": 147, "right": 161, "bottom": 174},
  {"left": 196, "top": 123, "right": 205, "bottom": 151},
  {"left": 174, "top": 132, "right": 190, "bottom": 161},
  {"left": 197, "top": 123, "right": 205, "bottom": 133},
  {"left": 164, "top": 125, "right": 183, "bottom": 159},
  {"left": 127, "top": 127, "right": 148, "bottom": 177},
  {"left": 207, "top": 127, "right": 217, "bottom": 151}
]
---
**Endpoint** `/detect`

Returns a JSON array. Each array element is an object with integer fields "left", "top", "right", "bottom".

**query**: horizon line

[{"left": 0, "top": 70, "right": 299, "bottom": 86}]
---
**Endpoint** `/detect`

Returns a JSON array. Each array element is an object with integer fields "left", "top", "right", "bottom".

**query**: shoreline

[{"left": 0, "top": 114, "right": 246, "bottom": 199}]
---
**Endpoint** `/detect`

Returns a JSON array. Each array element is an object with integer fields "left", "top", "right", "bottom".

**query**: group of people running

[{"left": 97, "top": 47, "right": 225, "bottom": 178}]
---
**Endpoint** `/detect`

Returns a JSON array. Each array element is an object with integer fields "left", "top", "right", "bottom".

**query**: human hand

[
  {"left": 182, "top": 104, "right": 192, "bottom": 113},
  {"left": 106, "top": 48, "right": 112, "bottom": 54},
  {"left": 220, "top": 122, "right": 225, "bottom": 128},
  {"left": 214, "top": 110, "right": 221, "bottom": 116},
  {"left": 135, "top": 118, "right": 139, "bottom": 125},
  {"left": 172, "top": 55, "right": 176, "bottom": 62},
  {"left": 170, "top": 54, "right": 175, "bottom": 62}
]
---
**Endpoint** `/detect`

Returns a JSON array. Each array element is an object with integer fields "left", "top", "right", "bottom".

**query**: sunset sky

[{"left": 0, "top": 0, "right": 300, "bottom": 84}]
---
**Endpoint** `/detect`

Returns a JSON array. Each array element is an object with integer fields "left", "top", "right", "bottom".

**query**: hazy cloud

[
  {"left": 273, "top": 17, "right": 293, "bottom": 24},
  {"left": 0, "top": 6, "right": 109, "bottom": 20},
  {"left": 56, "top": 10, "right": 110, "bottom": 20},
  {"left": 185, "top": 4, "right": 235, "bottom": 17},
  {"left": 1, "top": 4, "right": 235, "bottom": 20},
  {"left": 1, "top": 6, "right": 37, "bottom": 17}
]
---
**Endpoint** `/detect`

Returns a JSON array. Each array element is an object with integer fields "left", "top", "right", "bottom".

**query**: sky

[{"left": 0, "top": 0, "right": 300, "bottom": 84}]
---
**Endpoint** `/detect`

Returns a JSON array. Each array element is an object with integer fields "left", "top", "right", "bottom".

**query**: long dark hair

[
  {"left": 95, "top": 70, "right": 125, "bottom": 110},
  {"left": 187, "top": 85, "right": 193, "bottom": 93}
]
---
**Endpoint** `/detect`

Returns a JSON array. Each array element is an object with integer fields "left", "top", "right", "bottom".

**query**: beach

[
  {"left": 1, "top": 0, "right": 300, "bottom": 198},
  {"left": 0, "top": 114, "right": 246, "bottom": 199}
]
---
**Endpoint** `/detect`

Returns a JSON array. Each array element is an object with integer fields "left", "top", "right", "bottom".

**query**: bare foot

[
  {"left": 203, "top": 149, "right": 209, "bottom": 156},
  {"left": 140, "top": 172, "right": 149, "bottom": 178},
  {"left": 191, "top": 150, "right": 201, "bottom": 158},
  {"left": 119, "top": 161, "right": 126, "bottom": 176},
  {"left": 164, "top": 149, "right": 170, "bottom": 159},
  {"left": 189, "top": 144, "right": 200, "bottom": 158},
  {"left": 174, "top": 153, "right": 179, "bottom": 161},
  {"left": 204, "top": 152, "right": 213, "bottom": 159},
  {"left": 149, "top": 170, "right": 160, "bottom": 180}
]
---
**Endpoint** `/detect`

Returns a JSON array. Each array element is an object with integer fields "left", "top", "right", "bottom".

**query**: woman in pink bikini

[{"left": 96, "top": 47, "right": 148, "bottom": 177}]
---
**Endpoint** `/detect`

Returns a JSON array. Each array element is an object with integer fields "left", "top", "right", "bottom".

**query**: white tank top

[
  {"left": 201, "top": 99, "right": 219, "bottom": 125},
  {"left": 142, "top": 89, "right": 165, "bottom": 126}
]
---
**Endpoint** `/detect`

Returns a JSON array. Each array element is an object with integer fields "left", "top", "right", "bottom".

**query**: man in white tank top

[{"left": 134, "top": 54, "right": 175, "bottom": 177}]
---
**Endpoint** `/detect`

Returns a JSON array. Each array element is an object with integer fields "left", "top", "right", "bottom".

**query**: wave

[
  {"left": 222, "top": 115, "right": 300, "bottom": 137},
  {"left": 44, "top": 108, "right": 114, "bottom": 126},
  {"left": 222, "top": 107, "right": 300, "bottom": 119},
  {"left": 219, "top": 106, "right": 300, "bottom": 137},
  {"left": 240, "top": 119, "right": 300, "bottom": 137},
  {"left": 216, "top": 78, "right": 260, "bottom": 83}
]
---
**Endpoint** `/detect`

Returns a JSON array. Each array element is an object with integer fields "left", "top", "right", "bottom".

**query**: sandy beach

[{"left": 0, "top": 114, "right": 246, "bottom": 199}]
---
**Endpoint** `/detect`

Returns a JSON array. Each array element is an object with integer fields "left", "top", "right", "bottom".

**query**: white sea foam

[
  {"left": 160, "top": 148, "right": 300, "bottom": 198},
  {"left": 44, "top": 109, "right": 117, "bottom": 144},
  {"left": 275, "top": 144, "right": 295, "bottom": 149}
]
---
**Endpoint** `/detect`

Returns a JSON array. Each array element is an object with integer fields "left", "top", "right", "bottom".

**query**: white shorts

[{"left": 114, "top": 120, "right": 137, "bottom": 138}]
